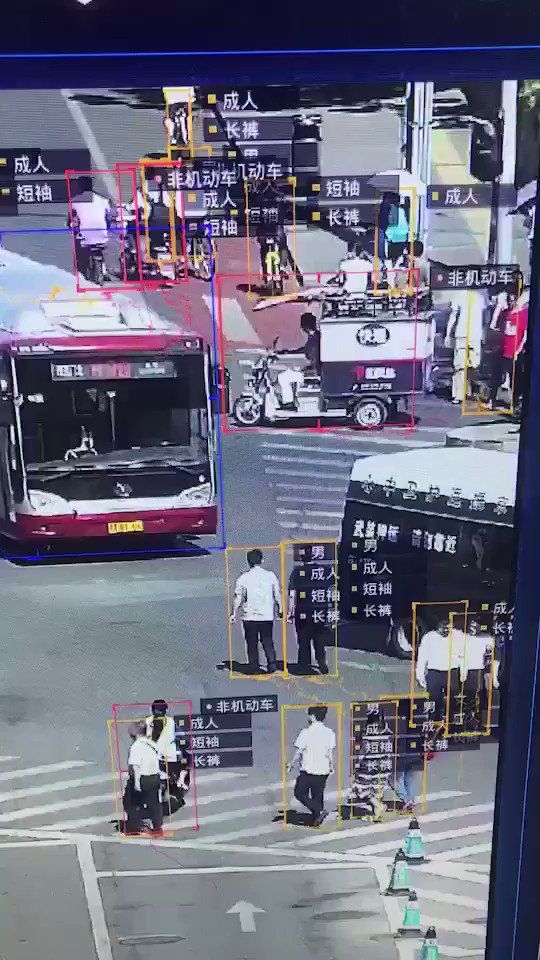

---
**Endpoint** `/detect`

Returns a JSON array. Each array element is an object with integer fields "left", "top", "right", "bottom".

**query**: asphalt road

[{"left": 0, "top": 87, "right": 503, "bottom": 960}]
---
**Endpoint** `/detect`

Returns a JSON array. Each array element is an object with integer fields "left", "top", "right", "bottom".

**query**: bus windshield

[{"left": 15, "top": 355, "right": 208, "bottom": 471}]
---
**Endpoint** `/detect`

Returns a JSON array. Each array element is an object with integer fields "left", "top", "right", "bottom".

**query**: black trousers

[
  {"left": 139, "top": 773, "right": 163, "bottom": 829},
  {"left": 426, "top": 668, "right": 460, "bottom": 721},
  {"left": 296, "top": 622, "right": 327, "bottom": 670},
  {"left": 294, "top": 771, "right": 328, "bottom": 818},
  {"left": 243, "top": 620, "right": 277, "bottom": 670}
]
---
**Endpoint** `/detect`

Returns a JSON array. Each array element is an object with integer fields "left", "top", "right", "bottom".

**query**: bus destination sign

[{"left": 50, "top": 360, "right": 177, "bottom": 381}]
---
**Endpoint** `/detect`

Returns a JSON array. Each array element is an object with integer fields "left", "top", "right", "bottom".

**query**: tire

[
  {"left": 233, "top": 396, "right": 263, "bottom": 426},
  {"left": 351, "top": 397, "right": 388, "bottom": 429},
  {"left": 386, "top": 621, "right": 416, "bottom": 660}
]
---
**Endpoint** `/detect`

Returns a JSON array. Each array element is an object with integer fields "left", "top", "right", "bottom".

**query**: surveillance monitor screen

[{"left": 0, "top": 80, "right": 537, "bottom": 960}]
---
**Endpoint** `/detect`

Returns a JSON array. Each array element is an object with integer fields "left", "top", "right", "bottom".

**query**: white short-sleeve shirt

[{"left": 295, "top": 721, "right": 336, "bottom": 775}]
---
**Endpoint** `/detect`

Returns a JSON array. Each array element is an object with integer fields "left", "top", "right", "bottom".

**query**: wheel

[
  {"left": 386, "top": 620, "right": 418, "bottom": 660},
  {"left": 351, "top": 397, "right": 388, "bottom": 429},
  {"left": 233, "top": 396, "right": 263, "bottom": 426}
]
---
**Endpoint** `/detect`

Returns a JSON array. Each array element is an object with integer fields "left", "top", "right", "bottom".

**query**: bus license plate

[{"left": 108, "top": 521, "right": 144, "bottom": 534}]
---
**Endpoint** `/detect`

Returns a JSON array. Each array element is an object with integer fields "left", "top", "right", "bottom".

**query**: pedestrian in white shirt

[
  {"left": 126, "top": 721, "right": 163, "bottom": 836},
  {"left": 457, "top": 620, "right": 494, "bottom": 729},
  {"left": 416, "top": 619, "right": 463, "bottom": 721},
  {"left": 287, "top": 705, "right": 336, "bottom": 827},
  {"left": 231, "top": 549, "right": 282, "bottom": 673},
  {"left": 69, "top": 177, "right": 113, "bottom": 281},
  {"left": 338, "top": 245, "right": 372, "bottom": 294},
  {"left": 445, "top": 289, "right": 486, "bottom": 403}
]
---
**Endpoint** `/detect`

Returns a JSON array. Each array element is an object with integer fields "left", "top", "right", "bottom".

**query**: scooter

[{"left": 231, "top": 340, "right": 395, "bottom": 428}]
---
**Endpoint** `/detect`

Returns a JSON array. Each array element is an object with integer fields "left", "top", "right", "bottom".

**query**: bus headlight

[
  {"left": 177, "top": 483, "right": 211, "bottom": 505},
  {"left": 28, "top": 489, "right": 68, "bottom": 514}
]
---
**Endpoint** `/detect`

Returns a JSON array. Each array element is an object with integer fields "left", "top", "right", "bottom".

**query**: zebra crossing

[
  {"left": 262, "top": 429, "right": 450, "bottom": 538},
  {"left": 0, "top": 753, "right": 492, "bottom": 956}
]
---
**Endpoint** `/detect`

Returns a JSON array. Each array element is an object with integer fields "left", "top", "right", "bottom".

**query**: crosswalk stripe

[
  {"left": 438, "top": 949, "right": 485, "bottom": 958},
  {"left": 412, "top": 862, "right": 489, "bottom": 885},
  {"left": 277, "top": 508, "right": 343, "bottom": 519},
  {"left": 422, "top": 915, "right": 485, "bottom": 938},
  {"left": 271, "top": 482, "right": 348, "bottom": 493},
  {"left": 200, "top": 791, "right": 469, "bottom": 845},
  {"left": 414, "top": 888, "right": 486, "bottom": 911},
  {"left": 350, "top": 823, "right": 492, "bottom": 857},
  {"left": 264, "top": 454, "right": 358, "bottom": 468},
  {"left": 277, "top": 495, "right": 344, "bottom": 506},
  {"left": 281, "top": 802, "right": 493, "bottom": 847},
  {"left": 265, "top": 467, "right": 350, "bottom": 480},
  {"left": 430, "top": 842, "right": 492, "bottom": 862},
  {"left": 0, "top": 756, "right": 21, "bottom": 762},
  {"left": 0, "top": 761, "right": 93, "bottom": 783},
  {"left": 0, "top": 773, "right": 112, "bottom": 804},
  {"left": 0, "top": 792, "right": 114, "bottom": 822}
]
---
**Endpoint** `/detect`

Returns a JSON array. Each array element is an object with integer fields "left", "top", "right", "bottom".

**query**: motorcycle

[
  {"left": 188, "top": 236, "right": 214, "bottom": 281},
  {"left": 232, "top": 343, "right": 279, "bottom": 426}
]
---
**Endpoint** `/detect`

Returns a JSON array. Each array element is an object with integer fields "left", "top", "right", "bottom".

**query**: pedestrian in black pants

[
  {"left": 125, "top": 721, "right": 164, "bottom": 836},
  {"left": 287, "top": 562, "right": 329, "bottom": 674},
  {"left": 230, "top": 549, "right": 282, "bottom": 674},
  {"left": 287, "top": 705, "right": 336, "bottom": 827}
]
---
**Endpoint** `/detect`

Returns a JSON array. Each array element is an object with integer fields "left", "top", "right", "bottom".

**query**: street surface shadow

[
  {"left": 216, "top": 660, "right": 326, "bottom": 677},
  {"left": 0, "top": 536, "right": 210, "bottom": 566}
]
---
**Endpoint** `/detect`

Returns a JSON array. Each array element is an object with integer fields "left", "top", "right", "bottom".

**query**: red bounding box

[
  {"left": 215, "top": 270, "right": 424, "bottom": 435},
  {"left": 110, "top": 699, "right": 198, "bottom": 838}
]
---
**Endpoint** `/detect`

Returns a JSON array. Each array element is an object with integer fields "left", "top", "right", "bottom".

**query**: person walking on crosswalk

[
  {"left": 125, "top": 721, "right": 164, "bottom": 837},
  {"left": 416, "top": 618, "right": 463, "bottom": 721},
  {"left": 230, "top": 549, "right": 282, "bottom": 674},
  {"left": 287, "top": 705, "right": 336, "bottom": 827}
]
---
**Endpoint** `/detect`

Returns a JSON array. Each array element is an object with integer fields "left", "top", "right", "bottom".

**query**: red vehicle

[{"left": 0, "top": 296, "right": 217, "bottom": 543}]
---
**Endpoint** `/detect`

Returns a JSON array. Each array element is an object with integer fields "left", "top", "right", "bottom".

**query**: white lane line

[
  {"left": 264, "top": 454, "right": 357, "bottom": 467},
  {"left": 281, "top": 802, "right": 492, "bottom": 847},
  {"left": 264, "top": 468, "right": 349, "bottom": 480},
  {"left": 206, "top": 296, "right": 261, "bottom": 345},
  {"left": 350, "top": 823, "right": 492, "bottom": 857},
  {"left": 262, "top": 440, "right": 433, "bottom": 455},
  {"left": 40, "top": 777, "right": 287, "bottom": 831},
  {"left": 410, "top": 861, "right": 489, "bottom": 885},
  {"left": 422, "top": 915, "right": 485, "bottom": 938},
  {"left": 97, "top": 861, "right": 375, "bottom": 879},
  {"left": 0, "top": 839, "right": 73, "bottom": 848},
  {"left": 202, "top": 791, "right": 468, "bottom": 845},
  {"left": 0, "top": 792, "right": 114, "bottom": 822},
  {"left": 413, "top": 888, "right": 486, "bottom": 911},
  {"left": 0, "top": 773, "right": 113, "bottom": 804},
  {"left": 0, "top": 761, "right": 93, "bottom": 783},
  {"left": 271, "top": 482, "right": 348, "bottom": 493},
  {"left": 277, "top": 496, "right": 344, "bottom": 506},
  {"left": 35, "top": 815, "right": 116, "bottom": 831},
  {"left": 277, "top": 509, "right": 343, "bottom": 519},
  {"left": 430, "top": 842, "right": 492, "bottom": 862},
  {"left": 77, "top": 839, "right": 114, "bottom": 960},
  {"left": 61, "top": 91, "right": 118, "bottom": 201},
  {"left": 0, "top": 756, "right": 21, "bottom": 762},
  {"left": 438, "top": 949, "right": 485, "bottom": 957}
]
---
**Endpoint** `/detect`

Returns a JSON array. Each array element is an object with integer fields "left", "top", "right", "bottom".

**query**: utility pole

[
  {"left": 409, "top": 82, "right": 434, "bottom": 247},
  {"left": 496, "top": 80, "right": 518, "bottom": 264}
]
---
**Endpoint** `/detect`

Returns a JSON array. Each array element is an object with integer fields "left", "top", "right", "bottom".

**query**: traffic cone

[
  {"left": 397, "top": 890, "right": 422, "bottom": 937},
  {"left": 385, "top": 849, "right": 410, "bottom": 896},
  {"left": 420, "top": 926, "right": 440, "bottom": 959},
  {"left": 402, "top": 817, "right": 427, "bottom": 863}
]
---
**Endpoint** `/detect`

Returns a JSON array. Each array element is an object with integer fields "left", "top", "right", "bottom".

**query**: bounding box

[{"left": 281, "top": 701, "right": 343, "bottom": 831}]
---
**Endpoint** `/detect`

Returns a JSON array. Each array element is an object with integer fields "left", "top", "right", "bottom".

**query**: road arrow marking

[{"left": 227, "top": 901, "right": 264, "bottom": 932}]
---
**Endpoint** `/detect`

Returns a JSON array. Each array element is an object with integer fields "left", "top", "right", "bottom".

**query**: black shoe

[
  {"left": 318, "top": 664, "right": 329, "bottom": 675},
  {"left": 267, "top": 662, "right": 277, "bottom": 674},
  {"left": 312, "top": 809, "right": 328, "bottom": 828},
  {"left": 297, "top": 663, "right": 313, "bottom": 675}
]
